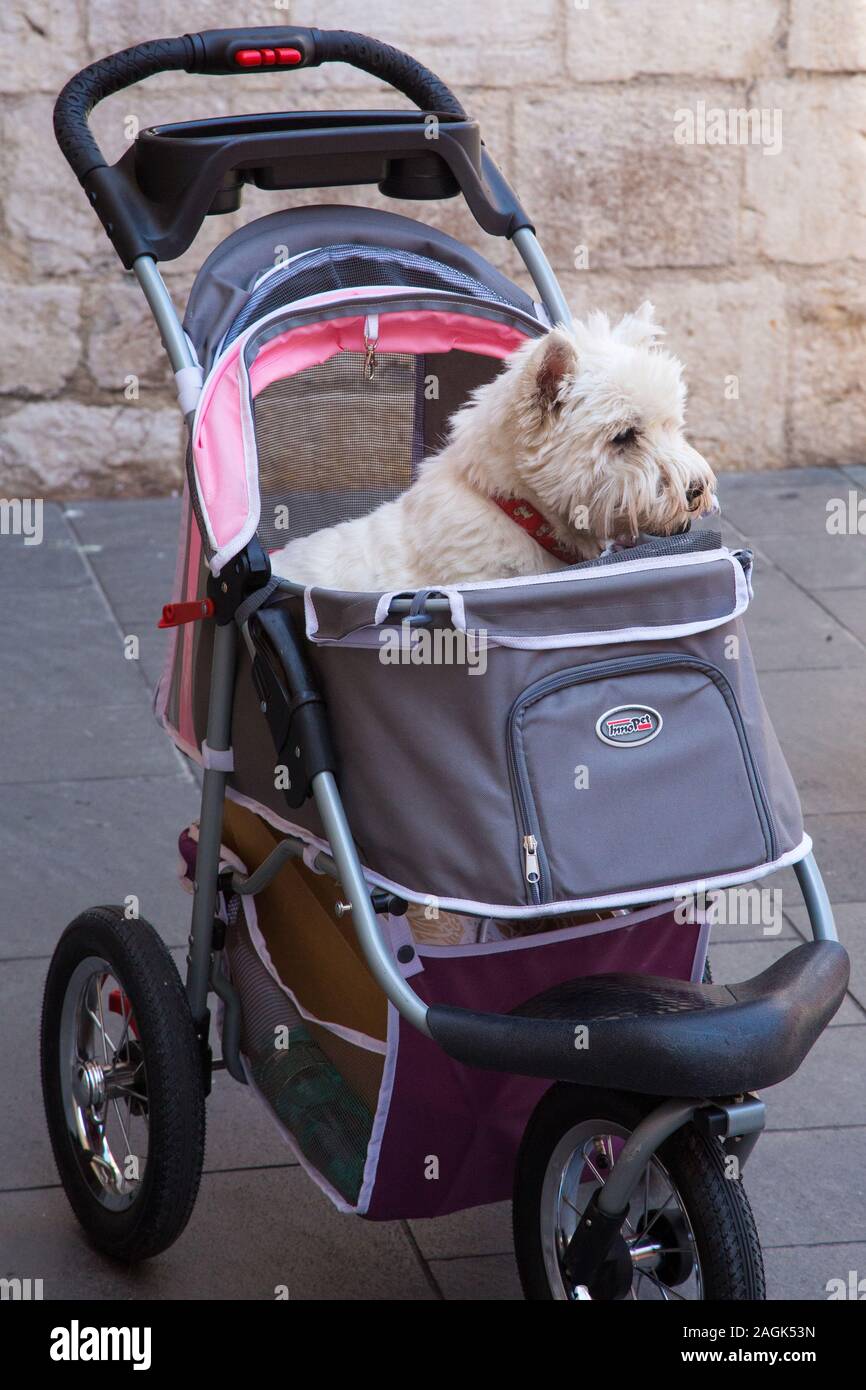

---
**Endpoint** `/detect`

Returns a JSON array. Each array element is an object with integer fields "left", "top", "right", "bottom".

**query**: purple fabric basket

[{"left": 365, "top": 906, "right": 706, "bottom": 1220}]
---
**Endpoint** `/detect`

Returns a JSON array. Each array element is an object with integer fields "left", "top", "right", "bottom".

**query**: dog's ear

[
  {"left": 614, "top": 301, "right": 664, "bottom": 347},
  {"left": 534, "top": 331, "right": 578, "bottom": 412}
]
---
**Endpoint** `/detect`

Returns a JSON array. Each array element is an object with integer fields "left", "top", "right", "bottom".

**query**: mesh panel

[
  {"left": 223, "top": 242, "right": 520, "bottom": 349},
  {"left": 225, "top": 904, "right": 375, "bottom": 1206},
  {"left": 254, "top": 349, "right": 421, "bottom": 549},
  {"left": 575, "top": 529, "right": 723, "bottom": 571}
]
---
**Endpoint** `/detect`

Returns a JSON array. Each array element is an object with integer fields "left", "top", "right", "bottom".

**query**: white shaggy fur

[{"left": 270, "top": 302, "right": 717, "bottom": 590}]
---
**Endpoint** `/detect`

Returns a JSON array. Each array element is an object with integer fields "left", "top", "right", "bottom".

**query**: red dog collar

[{"left": 492, "top": 495, "right": 580, "bottom": 564}]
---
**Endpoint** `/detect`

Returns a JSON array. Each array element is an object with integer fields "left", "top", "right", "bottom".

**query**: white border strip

[
  {"left": 221, "top": 781, "right": 812, "bottom": 922},
  {"left": 303, "top": 550, "right": 750, "bottom": 650},
  {"left": 356, "top": 1001, "right": 401, "bottom": 1216}
]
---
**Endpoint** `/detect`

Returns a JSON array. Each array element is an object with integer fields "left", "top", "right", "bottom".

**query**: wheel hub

[
  {"left": 632, "top": 1210, "right": 697, "bottom": 1287},
  {"left": 73, "top": 1059, "right": 106, "bottom": 1110}
]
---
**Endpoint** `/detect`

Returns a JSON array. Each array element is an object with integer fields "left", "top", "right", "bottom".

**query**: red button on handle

[{"left": 234, "top": 46, "right": 303, "bottom": 69}]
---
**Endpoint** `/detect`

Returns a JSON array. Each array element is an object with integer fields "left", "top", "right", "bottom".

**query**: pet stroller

[{"left": 42, "top": 26, "right": 849, "bottom": 1301}]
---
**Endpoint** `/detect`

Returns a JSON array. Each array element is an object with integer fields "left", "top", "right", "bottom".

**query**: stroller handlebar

[
  {"left": 54, "top": 27, "right": 466, "bottom": 184},
  {"left": 54, "top": 35, "right": 191, "bottom": 183}
]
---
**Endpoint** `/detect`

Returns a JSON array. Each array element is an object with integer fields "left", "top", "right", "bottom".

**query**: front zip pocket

[{"left": 507, "top": 654, "right": 777, "bottom": 905}]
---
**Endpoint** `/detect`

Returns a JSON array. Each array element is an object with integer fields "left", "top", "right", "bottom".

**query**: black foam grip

[
  {"left": 316, "top": 30, "right": 466, "bottom": 117},
  {"left": 54, "top": 36, "right": 192, "bottom": 182}
]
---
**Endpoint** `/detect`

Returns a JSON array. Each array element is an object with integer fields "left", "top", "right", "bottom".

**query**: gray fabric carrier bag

[{"left": 196, "top": 532, "right": 807, "bottom": 918}]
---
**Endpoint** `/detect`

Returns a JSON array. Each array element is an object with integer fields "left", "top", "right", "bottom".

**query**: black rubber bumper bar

[
  {"left": 427, "top": 941, "right": 850, "bottom": 1097},
  {"left": 53, "top": 27, "right": 531, "bottom": 265}
]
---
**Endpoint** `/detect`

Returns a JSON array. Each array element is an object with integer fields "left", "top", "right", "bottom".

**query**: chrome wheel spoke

[
  {"left": 639, "top": 1273, "right": 686, "bottom": 1301},
  {"left": 112, "top": 1085, "right": 148, "bottom": 1105},
  {"left": 113, "top": 1006, "right": 133, "bottom": 1061},
  {"left": 85, "top": 1004, "right": 117, "bottom": 1060},
  {"left": 111, "top": 1097, "right": 133, "bottom": 1164},
  {"left": 639, "top": 1191, "right": 677, "bottom": 1240},
  {"left": 580, "top": 1149, "right": 607, "bottom": 1189},
  {"left": 541, "top": 1120, "right": 704, "bottom": 1303}
]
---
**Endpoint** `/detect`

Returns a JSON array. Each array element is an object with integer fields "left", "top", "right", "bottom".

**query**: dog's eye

[{"left": 612, "top": 427, "right": 638, "bottom": 448}]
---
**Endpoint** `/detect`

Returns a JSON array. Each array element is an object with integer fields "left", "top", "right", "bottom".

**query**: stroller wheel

[
  {"left": 41, "top": 906, "right": 205, "bottom": 1262},
  {"left": 513, "top": 1084, "right": 765, "bottom": 1301}
]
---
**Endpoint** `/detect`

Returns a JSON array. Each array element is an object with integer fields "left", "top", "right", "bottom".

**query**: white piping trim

[
  {"left": 303, "top": 550, "right": 749, "bottom": 649},
  {"left": 305, "top": 606, "right": 747, "bottom": 652},
  {"left": 340, "top": 834, "right": 813, "bottom": 920},
  {"left": 455, "top": 609, "right": 747, "bottom": 652},
  {"left": 304, "top": 587, "right": 321, "bottom": 638},
  {"left": 373, "top": 591, "right": 398, "bottom": 626},
  {"left": 250, "top": 247, "right": 325, "bottom": 292},
  {"left": 356, "top": 1002, "right": 401, "bottom": 1216},
  {"left": 219, "top": 780, "right": 812, "bottom": 922}
]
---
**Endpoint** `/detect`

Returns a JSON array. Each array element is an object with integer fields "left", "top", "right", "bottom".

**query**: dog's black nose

[{"left": 686, "top": 482, "right": 704, "bottom": 505}]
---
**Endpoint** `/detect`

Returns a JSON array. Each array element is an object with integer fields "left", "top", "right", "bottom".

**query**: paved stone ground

[{"left": 1, "top": 466, "right": 864, "bottom": 1301}]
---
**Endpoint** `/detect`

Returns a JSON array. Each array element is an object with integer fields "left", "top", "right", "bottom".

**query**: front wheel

[
  {"left": 41, "top": 907, "right": 206, "bottom": 1261},
  {"left": 513, "top": 1084, "right": 765, "bottom": 1301}
]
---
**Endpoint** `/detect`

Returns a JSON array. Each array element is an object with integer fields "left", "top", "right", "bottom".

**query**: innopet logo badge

[
  {"left": 49, "top": 1320, "right": 152, "bottom": 1371},
  {"left": 596, "top": 704, "right": 662, "bottom": 748}
]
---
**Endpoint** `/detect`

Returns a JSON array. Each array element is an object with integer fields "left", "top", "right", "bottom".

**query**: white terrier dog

[{"left": 269, "top": 302, "right": 717, "bottom": 590}]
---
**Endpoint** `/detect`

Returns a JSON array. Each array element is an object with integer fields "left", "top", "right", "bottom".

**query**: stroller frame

[{"left": 47, "top": 23, "right": 847, "bottom": 1298}]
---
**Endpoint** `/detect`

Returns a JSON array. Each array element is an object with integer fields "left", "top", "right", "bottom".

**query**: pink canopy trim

[{"left": 192, "top": 308, "right": 530, "bottom": 568}]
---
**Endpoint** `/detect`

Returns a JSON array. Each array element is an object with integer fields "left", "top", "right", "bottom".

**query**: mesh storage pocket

[
  {"left": 218, "top": 801, "right": 389, "bottom": 1210},
  {"left": 225, "top": 904, "right": 381, "bottom": 1207},
  {"left": 253, "top": 350, "right": 421, "bottom": 549}
]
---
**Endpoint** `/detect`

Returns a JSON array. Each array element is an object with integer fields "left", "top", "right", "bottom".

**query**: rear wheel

[
  {"left": 513, "top": 1084, "right": 764, "bottom": 1301},
  {"left": 41, "top": 907, "right": 206, "bottom": 1261}
]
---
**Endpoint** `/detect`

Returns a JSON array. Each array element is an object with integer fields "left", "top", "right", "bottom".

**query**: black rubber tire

[
  {"left": 513, "top": 1084, "right": 765, "bottom": 1301},
  {"left": 41, "top": 907, "right": 206, "bottom": 1262}
]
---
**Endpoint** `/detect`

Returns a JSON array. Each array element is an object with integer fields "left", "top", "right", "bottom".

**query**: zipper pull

[
  {"left": 363, "top": 313, "right": 378, "bottom": 382},
  {"left": 523, "top": 834, "right": 541, "bottom": 884}
]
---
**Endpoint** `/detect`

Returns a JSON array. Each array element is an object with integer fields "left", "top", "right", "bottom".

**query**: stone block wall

[{"left": 1, "top": 0, "right": 863, "bottom": 495}]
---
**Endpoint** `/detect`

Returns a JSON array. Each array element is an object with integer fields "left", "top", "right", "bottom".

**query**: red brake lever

[{"left": 158, "top": 598, "right": 215, "bottom": 629}]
